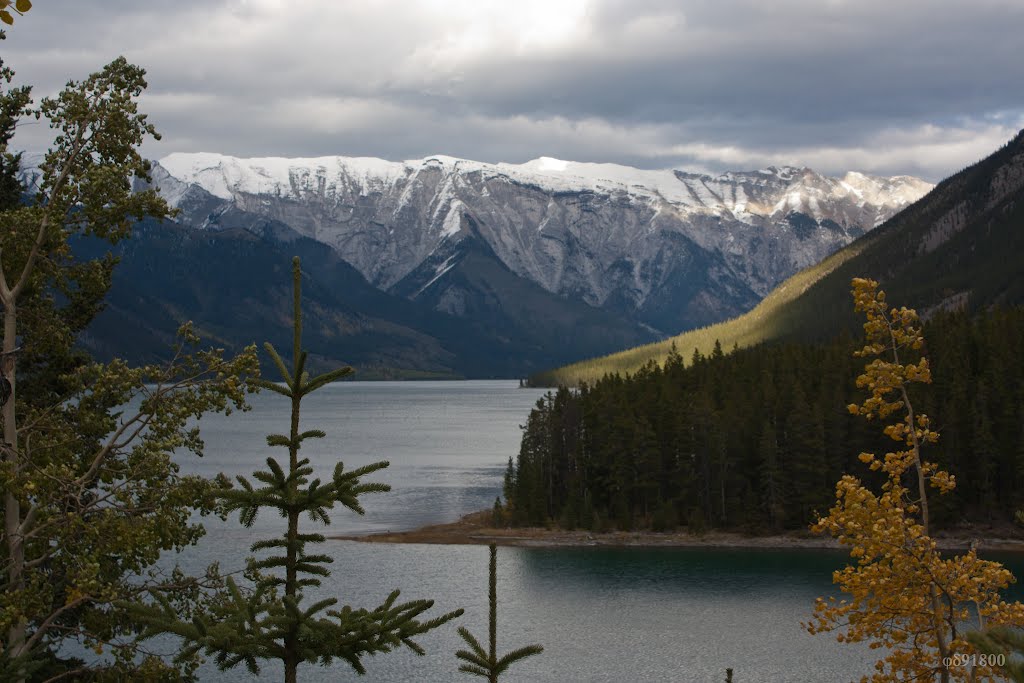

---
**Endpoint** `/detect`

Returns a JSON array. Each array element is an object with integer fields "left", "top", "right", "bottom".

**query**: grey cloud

[
  {"left": 4, "top": 0, "right": 1023, "bottom": 182},
  {"left": 408, "top": 1, "right": 1023, "bottom": 141}
]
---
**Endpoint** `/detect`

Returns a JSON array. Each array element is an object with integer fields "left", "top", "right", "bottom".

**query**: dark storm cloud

[
  {"left": 393, "top": 0, "right": 1024, "bottom": 154},
  {"left": 3, "top": 0, "right": 1022, "bottom": 180}
]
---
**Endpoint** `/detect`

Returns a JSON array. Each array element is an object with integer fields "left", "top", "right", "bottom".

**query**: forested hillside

[
  {"left": 505, "top": 306, "right": 1024, "bottom": 532},
  {"left": 532, "top": 128, "right": 1024, "bottom": 387},
  {"left": 75, "top": 220, "right": 651, "bottom": 378}
]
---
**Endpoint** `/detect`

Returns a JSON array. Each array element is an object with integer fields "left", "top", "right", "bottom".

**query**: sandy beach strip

[{"left": 331, "top": 510, "right": 1024, "bottom": 552}]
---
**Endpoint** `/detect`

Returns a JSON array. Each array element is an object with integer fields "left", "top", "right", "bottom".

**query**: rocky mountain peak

[{"left": 152, "top": 151, "right": 933, "bottom": 336}]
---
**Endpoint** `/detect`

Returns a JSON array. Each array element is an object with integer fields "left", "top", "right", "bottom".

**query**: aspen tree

[
  {"left": 0, "top": 1, "right": 31, "bottom": 27},
  {"left": 806, "top": 278, "right": 1024, "bottom": 682},
  {"left": 0, "top": 53, "right": 259, "bottom": 679}
]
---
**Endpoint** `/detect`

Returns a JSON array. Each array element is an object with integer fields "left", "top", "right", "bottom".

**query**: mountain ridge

[
  {"left": 79, "top": 205, "right": 657, "bottom": 378},
  {"left": 532, "top": 128, "right": 1024, "bottom": 386},
  {"left": 152, "top": 151, "right": 931, "bottom": 339}
]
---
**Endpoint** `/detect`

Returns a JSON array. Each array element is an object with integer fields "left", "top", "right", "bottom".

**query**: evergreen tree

[
  {"left": 505, "top": 299, "right": 1024, "bottom": 534},
  {"left": 783, "top": 384, "right": 827, "bottom": 523},
  {"left": 970, "top": 380, "right": 999, "bottom": 517},
  {"left": 967, "top": 626, "right": 1024, "bottom": 682},
  {"left": 757, "top": 419, "right": 785, "bottom": 530},
  {"left": 139, "top": 258, "right": 462, "bottom": 682},
  {"left": 456, "top": 544, "right": 543, "bottom": 682}
]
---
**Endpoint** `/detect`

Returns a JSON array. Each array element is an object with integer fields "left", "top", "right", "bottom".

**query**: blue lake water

[{"left": 156, "top": 380, "right": 1023, "bottom": 682}]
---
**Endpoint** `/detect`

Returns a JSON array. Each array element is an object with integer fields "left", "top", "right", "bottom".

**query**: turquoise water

[{"left": 159, "top": 380, "right": 1023, "bottom": 682}]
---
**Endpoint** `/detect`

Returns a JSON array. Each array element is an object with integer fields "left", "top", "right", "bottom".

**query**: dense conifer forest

[{"left": 504, "top": 307, "right": 1024, "bottom": 533}]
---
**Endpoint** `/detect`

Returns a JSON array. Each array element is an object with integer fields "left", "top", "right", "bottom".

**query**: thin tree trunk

[
  {"left": 894, "top": 330, "right": 950, "bottom": 683},
  {"left": 488, "top": 544, "right": 497, "bottom": 683},
  {"left": 284, "top": 385, "right": 301, "bottom": 683},
  {"left": 284, "top": 259, "right": 303, "bottom": 683},
  {"left": 3, "top": 301, "right": 26, "bottom": 676}
]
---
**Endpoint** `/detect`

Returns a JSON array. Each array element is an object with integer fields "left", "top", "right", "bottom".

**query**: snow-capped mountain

[{"left": 153, "top": 152, "right": 932, "bottom": 335}]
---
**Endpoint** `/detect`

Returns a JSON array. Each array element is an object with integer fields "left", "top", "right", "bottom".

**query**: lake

[{"left": 164, "top": 380, "right": 1023, "bottom": 682}]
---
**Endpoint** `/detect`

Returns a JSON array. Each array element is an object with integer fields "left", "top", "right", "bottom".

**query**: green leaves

[
  {"left": 0, "top": 50, "right": 255, "bottom": 661},
  {"left": 0, "top": 324, "right": 259, "bottom": 673}
]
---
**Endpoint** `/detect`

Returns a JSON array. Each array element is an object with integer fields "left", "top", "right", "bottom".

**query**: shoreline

[{"left": 332, "top": 510, "right": 1024, "bottom": 552}]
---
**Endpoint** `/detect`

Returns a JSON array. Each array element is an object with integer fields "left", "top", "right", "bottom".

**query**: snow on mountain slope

[
  {"left": 155, "top": 151, "right": 933, "bottom": 334},
  {"left": 161, "top": 152, "right": 928, "bottom": 222}
]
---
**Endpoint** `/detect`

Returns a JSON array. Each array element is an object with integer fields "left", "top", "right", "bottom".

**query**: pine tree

[
  {"left": 967, "top": 626, "right": 1024, "bottom": 681},
  {"left": 507, "top": 302, "right": 1024, "bottom": 535},
  {"left": 757, "top": 419, "right": 785, "bottom": 530},
  {"left": 456, "top": 544, "right": 543, "bottom": 682},
  {"left": 783, "top": 383, "right": 827, "bottom": 523},
  {"left": 139, "top": 258, "right": 462, "bottom": 682}
]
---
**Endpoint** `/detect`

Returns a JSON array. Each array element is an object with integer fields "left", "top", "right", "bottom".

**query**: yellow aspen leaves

[
  {"left": 806, "top": 278, "right": 1024, "bottom": 682},
  {"left": 0, "top": 0, "right": 31, "bottom": 26}
]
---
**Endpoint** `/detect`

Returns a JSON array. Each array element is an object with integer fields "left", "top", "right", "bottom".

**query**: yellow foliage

[
  {"left": 806, "top": 278, "right": 1024, "bottom": 682},
  {"left": 0, "top": 0, "right": 31, "bottom": 26}
]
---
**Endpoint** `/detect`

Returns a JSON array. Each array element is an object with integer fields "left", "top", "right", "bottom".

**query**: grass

[{"left": 529, "top": 234, "right": 879, "bottom": 387}]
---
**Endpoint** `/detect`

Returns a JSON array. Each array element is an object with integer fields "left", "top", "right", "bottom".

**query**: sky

[{"left": 3, "top": 0, "right": 1023, "bottom": 181}]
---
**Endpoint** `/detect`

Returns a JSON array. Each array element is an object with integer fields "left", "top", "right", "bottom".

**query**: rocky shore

[{"left": 332, "top": 510, "right": 1024, "bottom": 552}]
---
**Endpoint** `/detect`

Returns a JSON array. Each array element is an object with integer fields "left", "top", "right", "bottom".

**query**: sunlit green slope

[{"left": 530, "top": 128, "right": 1024, "bottom": 387}]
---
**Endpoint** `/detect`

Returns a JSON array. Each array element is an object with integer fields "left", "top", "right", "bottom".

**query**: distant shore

[{"left": 332, "top": 510, "right": 1024, "bottom": 552}]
